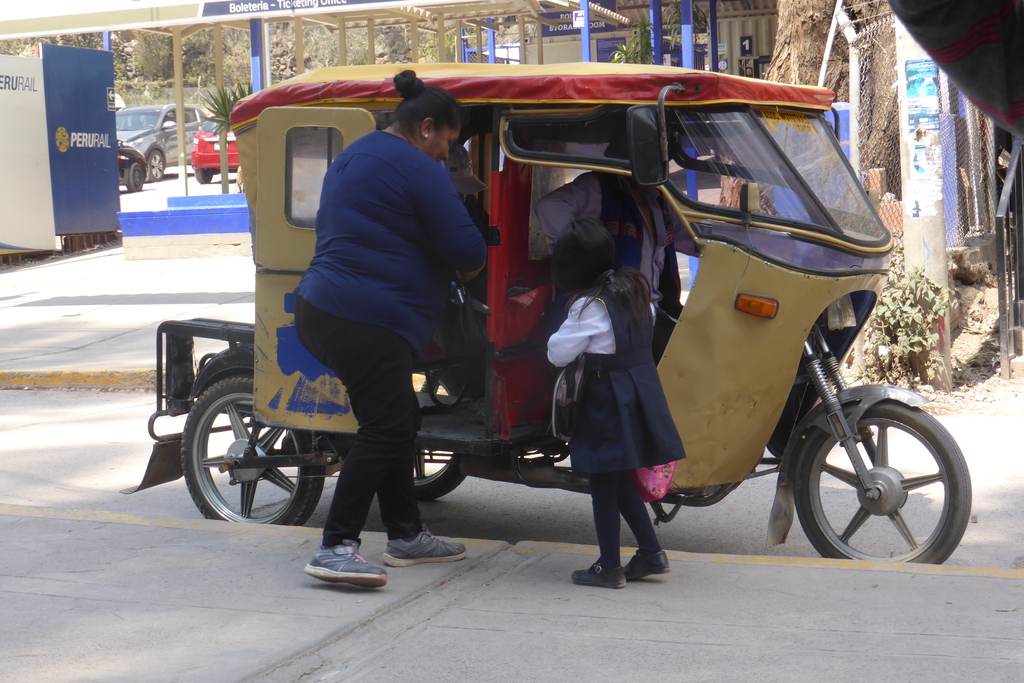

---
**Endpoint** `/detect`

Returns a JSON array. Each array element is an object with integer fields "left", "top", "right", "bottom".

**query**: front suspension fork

[{"left": 803, "top": 330, "right": 881, "bottom": 500}]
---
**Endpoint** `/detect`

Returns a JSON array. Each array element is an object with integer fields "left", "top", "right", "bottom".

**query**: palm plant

[
  {"left": 200, "top": 82, "right": 252, "bottom": 193},
  {"left": 611, "top": 3, "right": 710, "bottom": 66}
]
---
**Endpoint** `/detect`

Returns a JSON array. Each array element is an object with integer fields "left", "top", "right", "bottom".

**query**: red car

[{"left": 191, "top": 119, "right": 239, "bottom": 184}]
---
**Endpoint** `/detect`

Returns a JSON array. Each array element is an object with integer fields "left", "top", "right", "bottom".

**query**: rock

[{"left": 948, "top": 234, "right": 997, "bottom": 285}]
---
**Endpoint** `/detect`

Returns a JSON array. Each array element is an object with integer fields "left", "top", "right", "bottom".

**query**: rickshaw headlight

[{"left": 826, "top": 294, "right": 857, "bottom": 330}]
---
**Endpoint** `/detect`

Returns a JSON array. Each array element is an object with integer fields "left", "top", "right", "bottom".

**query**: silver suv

[{"left": 116, "top": 104, "right": 204, "bottom": 182}]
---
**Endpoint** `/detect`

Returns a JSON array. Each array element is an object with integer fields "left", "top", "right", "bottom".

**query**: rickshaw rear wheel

[
  {"left": 414, "top": 450, "right": 466, "bottom": 500},
  {"left": 793, "top": 402, "right": 971, "bottom": 564},
  {"left": 181, "top": 375, "right": 325, "bottom": 525}
]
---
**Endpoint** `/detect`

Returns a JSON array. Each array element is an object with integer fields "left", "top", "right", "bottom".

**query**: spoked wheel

[
  {"left": 414, "top": 450, "right": 465, "bottom": 500},
  {"left": 181, "top": 375, "right": 325, "bottom": 524},
  {"left": 794, "top": 402, "right": 971, "bottom": 564}
]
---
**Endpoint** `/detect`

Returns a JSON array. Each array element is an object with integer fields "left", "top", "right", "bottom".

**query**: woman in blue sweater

[{"left": 295, "top": 70, "right": 487, "bottom": 588}]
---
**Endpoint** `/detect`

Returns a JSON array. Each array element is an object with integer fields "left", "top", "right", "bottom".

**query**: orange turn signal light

[{"left": 735, "top": 293, "right": 779, "bottom": 319}]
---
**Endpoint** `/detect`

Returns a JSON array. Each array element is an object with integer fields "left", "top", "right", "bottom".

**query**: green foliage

[
  {"left": 611, "top": 2, "right": 709, "bottom": 66},
  {"left": 200, "top": 82, "right": 253, "bottom": 133},
  {"left": 611, "top": 20, "right": 654, "bottom": 65},
  {"left": 864, "top": 240, "right": 952, "bottom": 385}
]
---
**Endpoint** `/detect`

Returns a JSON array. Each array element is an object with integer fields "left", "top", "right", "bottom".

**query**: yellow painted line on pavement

[
  {"left": 0, "top": 503, "right": 505, "bottom": 551},
  {"left": 4, "top": 504, "right": 1016, "bottom": 577},
  {"left": 0, "top": 370, "right": 155, "bottom": 391},
  {"left": 0, "top": 503, "right": 318, "bottom": 537},
  {"left": 513, "top": 540, "right": 1024, "bottom": 580}
]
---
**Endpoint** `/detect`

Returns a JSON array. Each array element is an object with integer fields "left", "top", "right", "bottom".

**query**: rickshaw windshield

[
  {"left": 665, "top": 108, "right": 886, "bottom": 245},
  {"left": 756, "top": 108, "right": 886, "bottom": 243}
]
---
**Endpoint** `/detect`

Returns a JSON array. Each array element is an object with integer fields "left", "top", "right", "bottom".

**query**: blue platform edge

[
  {"left": 167, "top": 194, "right": 248, "bottom": 209},
  {"left": 118, "top": 194, "right": 250, "bottom": 237}
]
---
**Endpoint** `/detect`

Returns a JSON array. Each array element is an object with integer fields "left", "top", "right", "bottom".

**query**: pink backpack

[{"left": 628, "top": 461, "right": 677, "bottom": 502}]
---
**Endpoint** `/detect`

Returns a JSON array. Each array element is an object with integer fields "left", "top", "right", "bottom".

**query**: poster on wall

[
  {"left": 904, "top": 58, "right": 940, "bottom": 135},
  {"left": 41, "top": 43, "right": 119, "bottom": 235},
  {"left": 0, "top": 55, "right": 55, "bottom": 254}
]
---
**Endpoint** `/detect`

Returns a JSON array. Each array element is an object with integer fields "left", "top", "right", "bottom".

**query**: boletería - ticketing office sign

[{"left": 0, "top": 0, "right": 481, "bottom": 39}]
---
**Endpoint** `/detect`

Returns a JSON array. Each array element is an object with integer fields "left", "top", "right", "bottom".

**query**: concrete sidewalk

[
  {"left": 0, "top": 503, "right": 1021, "bottom": 682},
  {"left": 0, "top": 246, "right": 254, "bottom": 388},
  {"left": 1, "top": 245, "right": 1022, "bottom": 681}
]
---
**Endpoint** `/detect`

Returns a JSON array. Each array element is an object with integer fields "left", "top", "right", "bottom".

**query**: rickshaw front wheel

[
  {"left": 793, "top": 402, "right": 971, "bottom": 564},
  {"left": 181, "top": 375, "right": 325, "bottom": 525}
]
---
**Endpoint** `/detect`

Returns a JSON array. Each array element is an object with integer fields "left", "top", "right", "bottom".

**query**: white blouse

[{"left": 547, "top": 297, "right": 655, "bottom": 367}]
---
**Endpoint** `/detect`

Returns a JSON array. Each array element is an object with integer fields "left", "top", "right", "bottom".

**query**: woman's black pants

[{"left": 295, "top": 295, "right": 423, "bottom": 547}]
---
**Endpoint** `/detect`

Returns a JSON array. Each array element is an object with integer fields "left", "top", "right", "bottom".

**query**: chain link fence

[{"left": 848, "top": 11, "right": 996, "bottom": 248}]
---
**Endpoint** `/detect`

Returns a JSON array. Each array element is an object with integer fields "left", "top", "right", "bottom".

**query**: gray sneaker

[
  {"left": 382, "top": 527, "right": 467, "bottom": 567},
  {"left": 304, "top": 540, "right": 388, "bottom": 587}
]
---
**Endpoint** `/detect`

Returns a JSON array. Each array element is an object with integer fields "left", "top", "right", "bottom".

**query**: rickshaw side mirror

[{"left": 627, "top": 105, "right": 668, "bottom": 186}]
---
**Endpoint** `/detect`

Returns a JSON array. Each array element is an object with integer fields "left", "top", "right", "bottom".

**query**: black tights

[{"left": 589, "top": 470, "right": 662, "bottom": 569}]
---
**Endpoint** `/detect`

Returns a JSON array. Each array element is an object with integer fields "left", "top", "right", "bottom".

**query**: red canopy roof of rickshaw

[{"left": 231, "top": 63, "right": 835, "bottom": 130}]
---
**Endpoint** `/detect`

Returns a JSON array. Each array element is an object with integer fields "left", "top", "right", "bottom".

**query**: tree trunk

[{"left": 764, "top": 0, "right": 848, "bottom": 99}]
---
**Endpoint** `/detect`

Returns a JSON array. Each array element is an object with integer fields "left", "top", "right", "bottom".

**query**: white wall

[{"left": 0, "top": 55, "right": 55, "bottom": 254}]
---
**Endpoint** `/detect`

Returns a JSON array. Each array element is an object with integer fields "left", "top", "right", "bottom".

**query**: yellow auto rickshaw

[{"left": 134, "top": 63, "right": 971, "bottom": 564}]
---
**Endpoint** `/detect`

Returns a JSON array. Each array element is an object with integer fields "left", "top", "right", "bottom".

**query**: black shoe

[
  {"left": 571, "top": 561, "right": 626, "bottom": 589},
  {"left": 623, "top": 550, "right": 670, "bottom": 580}
]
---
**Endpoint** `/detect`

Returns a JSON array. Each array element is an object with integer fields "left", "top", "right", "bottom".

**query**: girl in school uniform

[{"left": 547, "top": 217, "right": 687, "bottom": 589}]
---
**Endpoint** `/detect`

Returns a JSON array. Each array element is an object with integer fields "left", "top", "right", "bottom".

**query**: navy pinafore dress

[{"left": 569, "top": 296, "right": 687, "bottom": 474}]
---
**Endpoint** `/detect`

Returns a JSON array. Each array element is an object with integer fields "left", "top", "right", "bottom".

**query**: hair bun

[{"left": 394, "top": 69, "right": 425, "bottom": 100}]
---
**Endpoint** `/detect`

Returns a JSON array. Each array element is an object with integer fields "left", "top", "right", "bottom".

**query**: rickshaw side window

[
  {"left": 285, "top": 127, "right": 343, "bottom": 229},
  {"left": 505, "top": 107, "right": 630, "bottom": 167}
]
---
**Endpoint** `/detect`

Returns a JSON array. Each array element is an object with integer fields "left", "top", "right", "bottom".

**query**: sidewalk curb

[{"left": 0, "top": 369, "right": 155, "bottom": 391}]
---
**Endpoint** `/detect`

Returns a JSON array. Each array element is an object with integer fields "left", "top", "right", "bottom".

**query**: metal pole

[
  {"left": 537, "top": 21, "right": 544, "bottom": 64},
  {"left": 337, "top": 18, "right": 347, "bottom": 66},
  {"left": 294, "top": 18, "right": 305, "bottom": 75},
  {"left": 581, "top": 0, "right": 592, "bottom": 61},
  {"left": 103, "top": 32, "right": 111, "bottom": 51},
  {"left": 651, "top": 0, "right": 663, "bottom": 65},
  {"left": 818, "top": 0, "right": 844, "bottom": 88},
  {"left": 488, "top": 19, "right": 496, "bottom": 64},
  {"left": 680, "top": 0, "right": 693, "bottom": 69},
  {"left": 172, "top": 26, "right": 189, "bottom": 197},
  {"left": 437, "top": 14, "right": 446, "bottom": 62},
  {"left": 477, "top": 23, "right": 483, "bottom": 63},
  {"left": 249, "top": 18, "right": 265, "bottom": 91},
  {"left": 367, "top": 18, "right": 375, "bottom": 65},
  {"left": 410, "top": 21, "right": 419, "bottom": 63},
  {"left": 518, "top": 15, "right": 527, "bottom": 64},
  {"left": 709, "top": 0, "right": 718, "bottom": 71},
  {"left": 214, "top": 24, "right": 230, "bottom": 195},
  {"left": 849, "top": 42, "right": 861, "bottom": 181}
]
